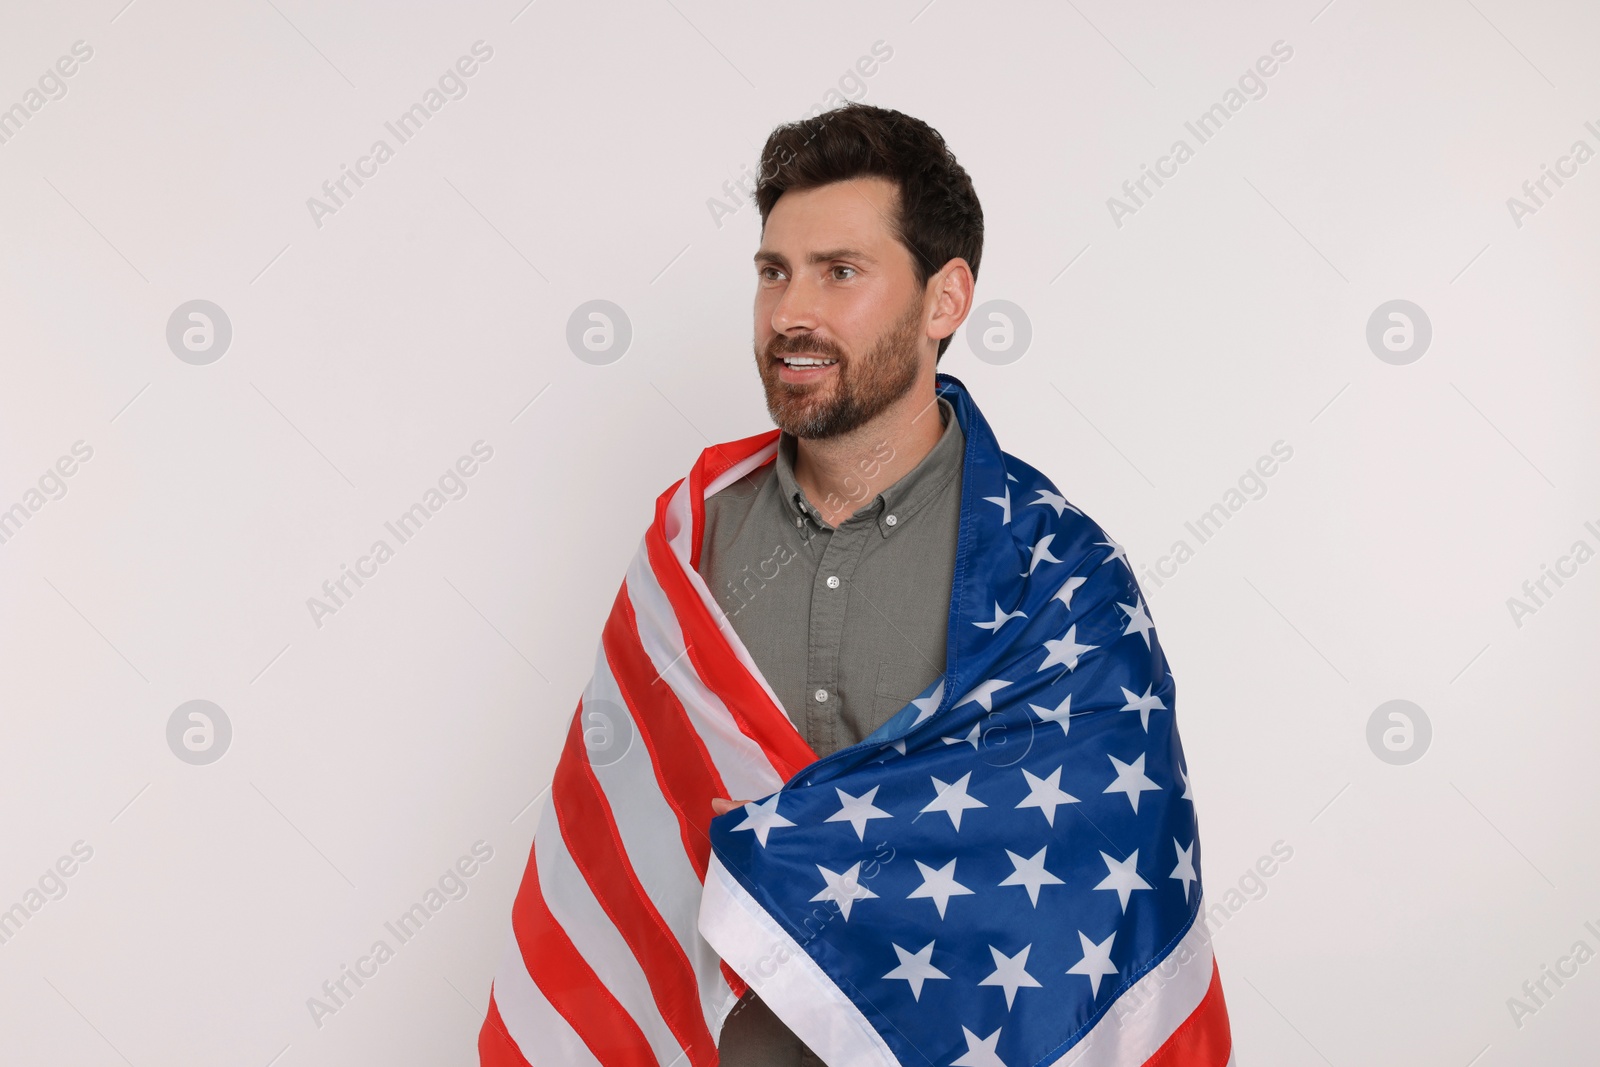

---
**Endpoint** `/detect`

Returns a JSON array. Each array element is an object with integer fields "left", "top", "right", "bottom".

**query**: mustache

[{"left": 766, "top": 337, "right": 844, "bottom": 361}]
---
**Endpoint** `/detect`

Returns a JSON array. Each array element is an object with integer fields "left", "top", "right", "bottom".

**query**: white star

[
  {"left": 1096, "top": 539, "right": 1128, "bottom": 569},
  {"left": 1103, "top": 753, "right": 1161, "bottom": 814},
  {"left": 943, "top": 723, "right": 981, "bottom": 751},
  {"left": 909, "top": 680, "right": 945, "bottom": 726},
  {"left": 983, "top": 487, "right": 1012, "bottom": 525},
  {"left": 907, "top": 858, "right": 974, "bottom": 919},
  {"left": 920, "top": 771, "right": 988, "bottom": 830},
  {"left": 882, "top": 941, "right": 949, "bottom": 1001},
  {"left": 952, "top": 1026, "right": 1008, "bottom": 1067},
  {"left": 730, "top": 794, "right": 795, "bottom": 847},
  {"left": 954, "top": 678, "right": 1013, "bottom": 712},
  {"left": 1015, "top": 766, "right": 1078, "bottom": 826},
  {"left": 1052, "top": 575, "right": 1088, "bottom": 611},
  {"left": 1093, "top": 849, "right": 1153, "bottom": 912},
  {"left": 979, "top": 944, "right": 1042, "bottom": 1010},
  {"left": 1179, "top": 766, "right": 1194, "bottom": 801},
  {"left": 1027, "top": 692, "right": 1072, "bottom": 737},
  {"left": 999, "top": 846, "right": 1065, "bottom": 906},
  {"left": 1038, "top": 624, "right": 1096, "bottom": 673},
  {"left": 1029, "top": 489, "right": 1081, "bottom": 518},
  {"left": 1022, "top": 534, "right": 1062, "bottom": 576},
  {"left": 1066, "top": 930, "right": 1119, "bottom": 998},
  {"left": 1118, "top": 684, "right": 1165, "bottom": 732},
  {"left": 809, "top": 862, "right": 878, "bottom": 921},
  {"left": 1118, "top": 597, "right": 1154, "bottom": 649},
  {"left": 1171, "top": 839, "right": 1198, "bottom": 902},
  {"left": 974, "top": 602, "right": 1028, "bottom": 632},
  {"left": 824, "top": 785, "right": 892, "bottom": 841}
]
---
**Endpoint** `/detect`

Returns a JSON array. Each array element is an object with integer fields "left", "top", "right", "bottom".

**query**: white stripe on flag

[
  {"left": 489, "top": 930, "right": 603, "bottom": 1067},
  {"left": 624, "top": 550, "right": 787, "bottom": 802},
  {"left": 586, "top": 647, "right": 739, "bottom": 1035},
  {"left": 1046, "top": 904, "right": 1217, "bottom": 1067},
  {"left": 699, "top": 851, "right": 900, "bottom": 1067},
  {"left": 660, "top": 476, "right": 792, "bottom": 724},
  {"left": 535, "top": 807, "right": 686, "bottom": 1067},
  {"left": 702, "top": 440, "right": 779, "bottom": 501}
]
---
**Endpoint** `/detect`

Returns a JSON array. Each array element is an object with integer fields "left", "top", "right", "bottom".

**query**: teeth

[{"left": 783, "top": 356, "right": 838, "bottom": 367}]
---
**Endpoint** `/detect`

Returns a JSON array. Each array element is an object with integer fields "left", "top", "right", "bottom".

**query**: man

[
  {"left": 480, "top": 104, "right": 1230, "bottom": 1067},
  {"left": 701, "top": 106, "right": 980, "bottom": 1063}
]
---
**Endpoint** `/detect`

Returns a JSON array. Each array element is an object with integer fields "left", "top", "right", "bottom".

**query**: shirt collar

[{"left": 774, "top": 393, "right": 964, "bottom": 536}]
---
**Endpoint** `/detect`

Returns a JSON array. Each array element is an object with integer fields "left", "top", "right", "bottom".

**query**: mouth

[{"left": 774, "top": 353, "right": 840, "bottom": 384}]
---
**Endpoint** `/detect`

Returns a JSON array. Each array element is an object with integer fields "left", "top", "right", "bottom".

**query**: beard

[{"left": 755, "top": 293, "right": 925, "bottom": 440}]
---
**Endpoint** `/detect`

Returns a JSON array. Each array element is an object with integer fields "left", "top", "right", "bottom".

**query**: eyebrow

[{"left": 753, "top": 247, "right": 877, "bottom": 269}]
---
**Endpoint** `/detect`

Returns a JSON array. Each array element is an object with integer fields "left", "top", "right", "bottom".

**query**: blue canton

[{"left": 710, "top": 373, "right": 1203, "bottom": 1067}]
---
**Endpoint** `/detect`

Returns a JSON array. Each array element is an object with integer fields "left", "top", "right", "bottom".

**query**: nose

[{"left": 767, "top": 271, "right": 821, "bottom": 338}]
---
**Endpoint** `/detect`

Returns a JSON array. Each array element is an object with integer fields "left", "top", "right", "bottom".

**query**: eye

[
  {"left": 759, "top": 266, "right": 786, "bottom": 282},
  {"left": 831, "top": 265, "right": 857, "bottom": 281}
]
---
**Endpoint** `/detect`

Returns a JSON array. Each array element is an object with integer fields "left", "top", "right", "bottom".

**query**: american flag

[{"left": 480, "top": 373, "right": 1232, "bottom": 1066}]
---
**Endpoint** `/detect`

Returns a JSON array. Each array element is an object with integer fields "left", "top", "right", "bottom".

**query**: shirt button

[
  {"left": 826, "top": 575, "right": 840, "bottom": 589},
  {"left": 795, "top": 516, "right": 804, "bottom": 527},
  {"left": 814, "top": 688, "right": 828, "bottom": 703},
  {"left": 885, "top": 513, "right": 898, "bottom": 527}
]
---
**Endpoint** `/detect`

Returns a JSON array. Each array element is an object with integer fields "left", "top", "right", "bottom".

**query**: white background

[{"left": 2, "top": 1, "right": 1597, "bottom": 1064}]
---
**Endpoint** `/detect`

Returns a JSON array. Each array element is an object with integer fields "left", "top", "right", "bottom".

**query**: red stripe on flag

[
  {"left": 1146, "top": 960, "right": 1232, "bottom": 1066},
  {"left": 685, "top": 429, "right": 780, "bottom": 573},
  {"left": 644, "top": 493, "right": 817, "bottom": 781},
  {"left": 477, "top": 990, "right": 534, "bottom": 1067},
  {"left": 602, "top": 586, "right": 725, "bottom": 878},
  {"left": 552, "top": 705, "right": 717, "bottom": 1066},
  {"left": 509, "top": 843, "right": 659, "bottom": 1067},
  {"left": 681, "top": 428, "right": 780, "bottom": 575}
]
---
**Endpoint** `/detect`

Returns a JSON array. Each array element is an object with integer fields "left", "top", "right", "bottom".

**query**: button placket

[{"left": 803, "top": 515, "right": 870, "bottom": 756}]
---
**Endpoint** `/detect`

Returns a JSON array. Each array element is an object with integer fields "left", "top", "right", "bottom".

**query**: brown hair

[{"left": 753, "top": 103, "right": 984, "bottom": 361}]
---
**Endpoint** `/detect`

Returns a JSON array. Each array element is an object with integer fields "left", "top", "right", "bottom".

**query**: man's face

[{"left": 752, "top": 177, "right": 932, "bottom": 439}]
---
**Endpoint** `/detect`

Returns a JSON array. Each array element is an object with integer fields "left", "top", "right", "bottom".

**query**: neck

[{"left": 792, "top": 377, "right": 944, "bottom": 526}]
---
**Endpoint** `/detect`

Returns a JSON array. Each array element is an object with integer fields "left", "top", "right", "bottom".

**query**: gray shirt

[{"left": 696, "top": 394, "right": 965, "bottom": 1066}]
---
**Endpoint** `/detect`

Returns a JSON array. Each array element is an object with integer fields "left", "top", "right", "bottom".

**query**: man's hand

[{"left": 710, "top": 797, "right": 751, "bottom": 816}]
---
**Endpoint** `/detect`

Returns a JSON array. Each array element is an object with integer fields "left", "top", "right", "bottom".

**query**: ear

[{"left": 926, "top": 258, "right": 975, "bottom": 349}]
